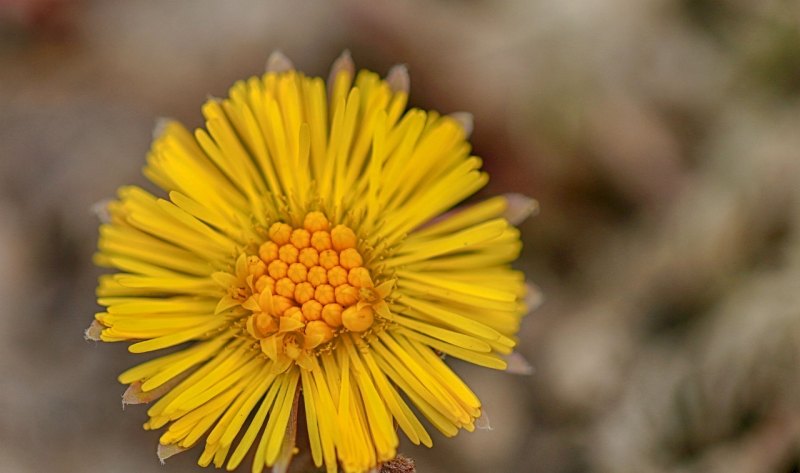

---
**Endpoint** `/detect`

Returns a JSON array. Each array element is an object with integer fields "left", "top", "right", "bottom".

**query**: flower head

[{"left": 90, "top": 51, "right": 534, "bottom": 473}]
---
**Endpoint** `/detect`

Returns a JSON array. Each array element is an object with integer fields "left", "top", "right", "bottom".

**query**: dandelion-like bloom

[{"left": 89, "top": 52, "right": 535, "bottom": 473}]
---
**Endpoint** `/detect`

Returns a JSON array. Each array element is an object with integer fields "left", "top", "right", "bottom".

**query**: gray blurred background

[{"left": 3, "top": 1, "right": 800, "bottom": 472}]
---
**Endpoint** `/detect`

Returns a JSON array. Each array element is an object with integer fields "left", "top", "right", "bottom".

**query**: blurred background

[{"left": 3, "top": 0, "right": 800, "bottom": 472}]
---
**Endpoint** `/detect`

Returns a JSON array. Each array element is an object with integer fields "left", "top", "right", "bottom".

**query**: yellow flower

[{"left": 88, "top": 51, "right": 535, "bottom": 473}]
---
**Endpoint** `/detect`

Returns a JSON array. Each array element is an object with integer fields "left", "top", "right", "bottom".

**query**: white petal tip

[
  {"left": 157, "top": 443, "right": 187, "bottom": 464},
  {"left": 328, "top": 50, "right": 355, "bottom": 85},
  {"left": 525, "top": 282, "right": 544, "bottom": 311},
  {"left": 386, "top": 64, "right": 410, "bottom": 94},
  {"left": 505, "top": 351, "right": 535, "bottom": 376},
  {"left": 90, "top": 200, "right": 112, "bottom": 224},
  {"left": 122, "top": 382, "right": 152, "bottom": 407},
  {"left": 266, "top": 50, "right": 294, "bottom": 74},
  {"left": 475, "top": 411, "right": 494, "bottom": 431},
  {"left": 84, "top": 320, "right": 103, "bottom": 341},
  {"left": 449, "top": 112, "right": 474, "bottom": 137},
  {"left": 152, "top": 117, "right": 172, "bottom": 140},
  {"left": 504, "top": 193, "right": 539, "bottom": 225}
]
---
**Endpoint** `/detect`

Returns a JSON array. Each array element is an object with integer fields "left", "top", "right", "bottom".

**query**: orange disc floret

[
  {"left": 307, "top": 266, "right": 328, "bottom": 286},
  {"left": 255, "top": 275, "right": 275, "bottom": 293},
  {"left": 275, "top": 277, "right": 296, "bottom": 298},
  {"left": 314, "top": 284, "right": 335, "bottom": 305},
  {"left": 302, "top": 300, "right": 323, "bottom": 321},
  {"left": 298, "top": 247, "right": 319, "bottom": 267},
  {"left": 268, "top": 222, "right": 292, "bottom": 245},
  {"left": 342, "top": 305, "right": 374, "bottom": 332},
  {"left": 347, "top": 267, "right": 372, "bottom": 288},
  {"left": 331, "top": 225, "right": 357, "bottom": 251},
  {"left": 290, "top": 229, "right": 311, "bottom": 249},
  {"left": 319, "top": 250, "right": 339, "bottom": 269},
  {"left": 339, "top": 248, "right": 363, "bottom": 270},
  {"left": 278, "top": 244, "right": 299, "bottom": 264},
  {"left": 258, "top": 241, "right": 279, "bottom": 263},
  {"left": 303, "top": 211, "right": 330, "bottom": 233},
  {"left": 272, "top": 295, "right": 295, "bottom": 316},
  {"left": 267, "top": 260, "right": 288, "bottom": 279},
  {"left": 327, "top": 266, "right": 348, "bottom": 287},
  {"left": 304, "top": 321, "right": 334, "bottom": 348},
  {"left": 311, "top": 231, "right": 332, "bottom": 251},
  {"left": 284, "top": 306, "right": 305, "bottom": 323},
  {"left": 335, "top": 284, "right": 359, "bottom": 306},
  {"left": 247, "top": 256, "right": 267, "bottom": 279},
  {"left": 321, "top": 303, "right": 343, "bottom": 327},
  {"left": 287, "top": 263, "right": 308, "bottom": 283},
  {"left": 294, "top": 282, "right": 315, "bottom": 304}
]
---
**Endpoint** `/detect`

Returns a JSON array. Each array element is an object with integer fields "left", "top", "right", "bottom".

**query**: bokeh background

[{"left": 3, "top": 1, "right": 800, "bottom": 472}]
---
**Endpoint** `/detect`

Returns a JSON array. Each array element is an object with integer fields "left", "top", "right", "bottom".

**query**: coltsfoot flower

[{"left": 88, "top": 51, "right": 536, "bottom": 473}]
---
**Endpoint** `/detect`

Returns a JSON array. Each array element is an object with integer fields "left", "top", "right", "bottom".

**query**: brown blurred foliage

[{"left": 2, "top": 1, "right": 800, "bottom": 472}]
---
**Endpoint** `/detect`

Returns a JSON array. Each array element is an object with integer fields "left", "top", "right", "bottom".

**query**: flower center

[{"left": 230, "top": 212, "right": 381, "bottom": 367}]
